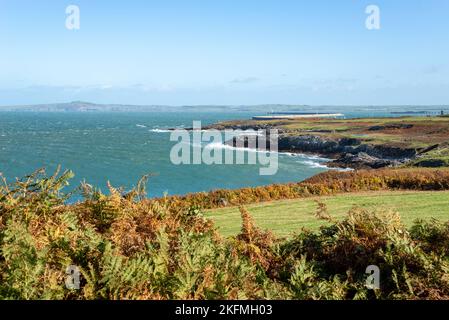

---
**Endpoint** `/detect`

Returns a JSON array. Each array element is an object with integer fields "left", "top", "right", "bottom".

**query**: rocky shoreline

[
  {"left": 280, "top": 134, "right": 418, "bottom": 169},
  {"left": 202, "top": 123, "right": 418, "bottom": 170}
]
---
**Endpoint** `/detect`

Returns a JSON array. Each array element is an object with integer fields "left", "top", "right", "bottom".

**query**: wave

[
  {"left": 236, "top": 132, "right": 264, "bottom": 137},
  {"left": 136, "top": 124, "right": 147, "bottom": 128},
  {"left": 203, "top": 142, "right": 276, "bottom": 154},
  {"left": 186, "top": 141, "right": 353, "bottom": 171},
  {"left": 300, "top": 160, "right": 330, "bottom": 169},
  {"left": 150, "top": 125, "right": 191, "bottom": 133},
  {"left": 203, "top": 142, "right": 342, "bottom": 170},
  {"left": 149, "top": 128, "right": 172, "bottom": 133},
  {"left": 282, "top": 152, "right": 328, "bottom": 161},
  {"left": 300, "top": 160, "right": 353, "bottom": 171},
  {"left": 202, "top": 142, "right": 334, "bottom": 162},
  {"left": 303, "top": 154, "right": 331, "bottom": 161}
]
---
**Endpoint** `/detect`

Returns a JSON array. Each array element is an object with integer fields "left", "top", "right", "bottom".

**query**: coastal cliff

[
  {"left": 225, "top": 133, "right": 416, "bottom": 169},
  {"left": 205, "top": 116, "right": 449, "bottom": 170}
]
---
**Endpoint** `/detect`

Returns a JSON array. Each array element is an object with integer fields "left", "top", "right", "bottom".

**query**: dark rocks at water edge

[
  {"left": 328, "top": 152, "right": 404, "bottom": 170},
  {"left": 225, "top": 133, "right": 416, "bottom": 170},
  {"left": 279, "top": 135, "right": 416, "bottom": 169}
]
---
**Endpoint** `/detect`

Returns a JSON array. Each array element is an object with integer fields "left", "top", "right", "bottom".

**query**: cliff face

[
  {"left": 280, "top": 134, "right": 416, "bottom": 155},
  {"left": 228, "top": 133, "right": 418, "bottom": 169}
]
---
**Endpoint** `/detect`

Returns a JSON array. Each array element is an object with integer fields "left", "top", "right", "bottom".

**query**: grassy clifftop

[
  {"left": 208, "top": 116, "right": 449, "bottom": 169},
  {"left": 210, "top": 116, "right": 449, "bottom": 149}
]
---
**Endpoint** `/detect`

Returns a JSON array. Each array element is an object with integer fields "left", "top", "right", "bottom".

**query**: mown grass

[{"left": 206, "top": 191, "right": 449, "bottom": 237}]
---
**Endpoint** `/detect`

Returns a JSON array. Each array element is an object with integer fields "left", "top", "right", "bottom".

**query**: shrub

[{"left": 1, "top": 169, "right": 448, "bottom": 300}]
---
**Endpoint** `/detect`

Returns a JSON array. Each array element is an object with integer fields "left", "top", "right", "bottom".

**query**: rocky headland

[{"left": 202, "top": 116, "right": 449, "bottom": 170}]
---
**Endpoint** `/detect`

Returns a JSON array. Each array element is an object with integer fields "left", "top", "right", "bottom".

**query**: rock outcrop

[{"left": 225, "top": 132, "right": 417, "bottom": 169}]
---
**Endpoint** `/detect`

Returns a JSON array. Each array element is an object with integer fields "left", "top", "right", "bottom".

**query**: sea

[{"left": 0, "top": 106, "right": 446, "bottom": 199}]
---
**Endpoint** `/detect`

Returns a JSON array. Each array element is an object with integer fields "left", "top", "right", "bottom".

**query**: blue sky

[{"left": 0, "top": 0, "right": 448, "bottom": 105}]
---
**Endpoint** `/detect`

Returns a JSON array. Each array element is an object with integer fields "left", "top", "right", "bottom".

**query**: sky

[{"left": 0, "top": 0, "right": 448, "bottom": 106}]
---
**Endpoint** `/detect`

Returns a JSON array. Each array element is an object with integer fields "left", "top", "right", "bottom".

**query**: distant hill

[
  {"left": 0, "top": 101, "right": 311, "bottom": 113},
  {"left": 0, "top": 101, "right": 170, "bottom": 112}
]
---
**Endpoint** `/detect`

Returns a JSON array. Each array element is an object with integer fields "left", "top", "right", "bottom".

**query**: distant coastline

[
  {"left": 1, "top": 101, "right": 448, "bottom": 114},
  {"left": 252, "top": 113, "right": 344, "bottom": 120}
]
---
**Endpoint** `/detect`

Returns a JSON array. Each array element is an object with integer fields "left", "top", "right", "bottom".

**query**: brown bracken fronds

[{"left": 1, "top": 168, "right": 449, "bottom": 300}]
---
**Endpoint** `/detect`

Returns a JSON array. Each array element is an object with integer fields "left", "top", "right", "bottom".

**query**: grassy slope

[{"left": 205, "top": 190, "right": 449, "bottom": 237}]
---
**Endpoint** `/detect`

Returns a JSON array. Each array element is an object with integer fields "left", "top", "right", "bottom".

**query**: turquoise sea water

[{"left": 0, "top": 108, "right": 443, "bottom": 198}]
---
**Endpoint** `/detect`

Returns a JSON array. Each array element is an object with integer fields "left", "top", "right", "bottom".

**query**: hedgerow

[{"left": 154, "top": 168, "right": 449, "bottom": 211}]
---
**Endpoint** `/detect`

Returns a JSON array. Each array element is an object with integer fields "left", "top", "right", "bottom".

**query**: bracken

[{"left": 1, "top": 168, "right": 448, "bottom": 300}]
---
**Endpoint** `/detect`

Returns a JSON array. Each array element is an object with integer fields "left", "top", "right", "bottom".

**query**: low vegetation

[
  {"left": 159, "top": 168, "right": 449, "bottom": 211},
  {"left": 1, "top": 169, "right": 449, "bottom": 300}
]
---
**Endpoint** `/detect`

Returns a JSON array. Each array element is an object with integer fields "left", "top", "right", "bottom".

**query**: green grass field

[{"left": 205, "top": 191, "right": 449, "bottom": 237}]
